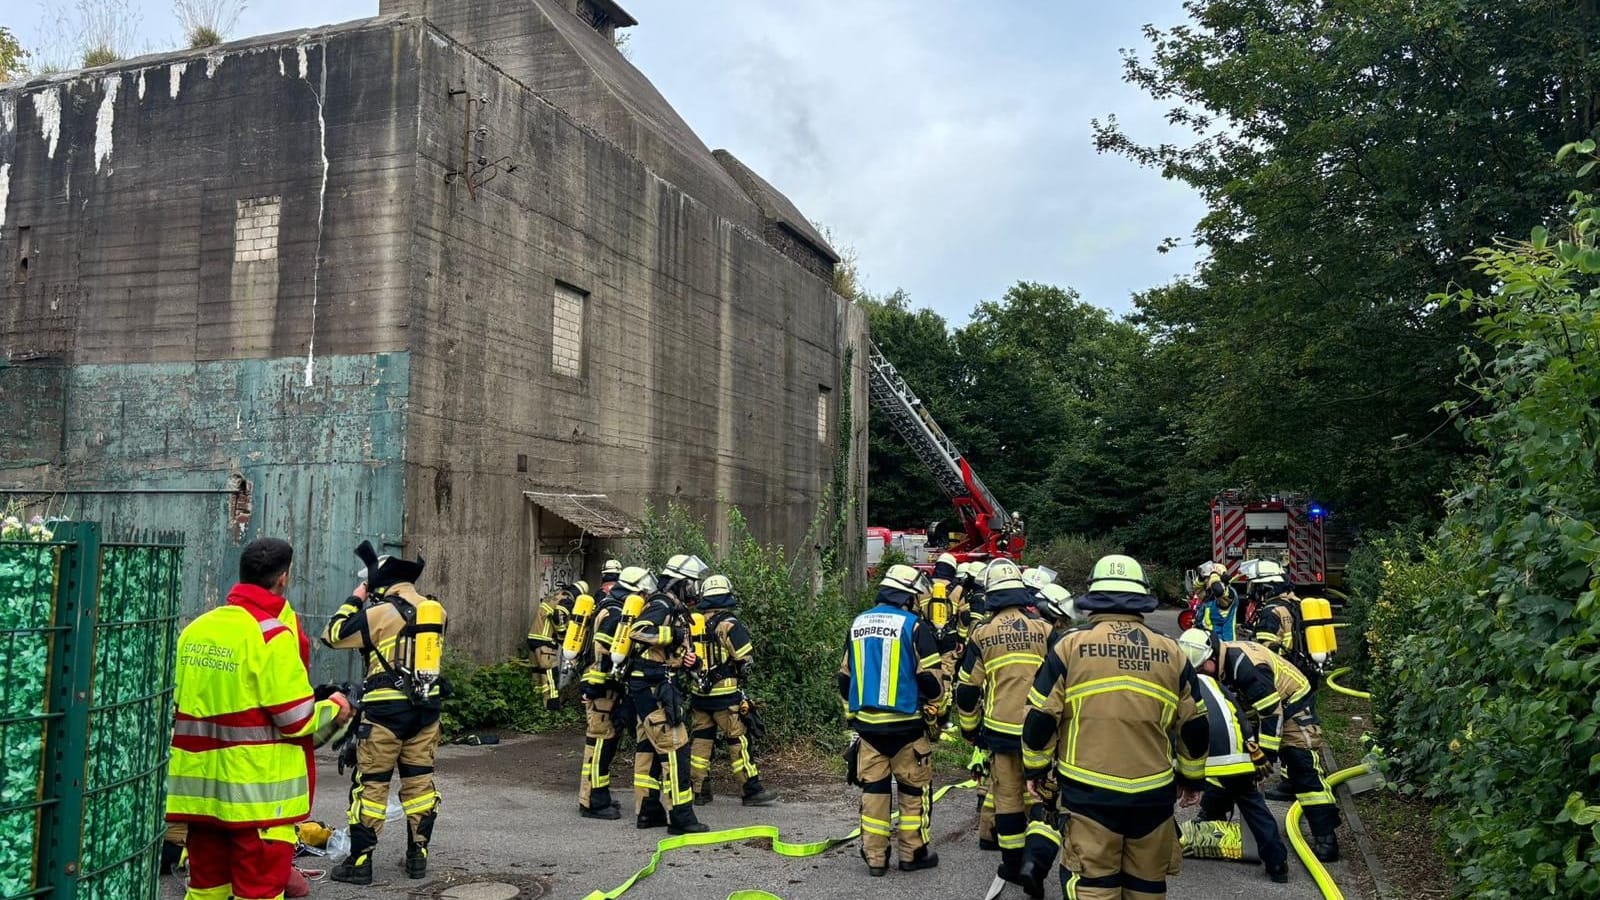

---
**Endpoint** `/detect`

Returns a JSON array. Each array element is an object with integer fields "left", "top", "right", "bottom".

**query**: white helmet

[
  {"left": 1021, "top": 565, "right": 1058, "bottom": 591},
  {"left": 984, "top": 559, "right": 1026, "bottom": 593},
  {"left": 1178, "top": 628, "right": 1216, "bottom": 669},
  {"left": 618, "top": 566, "right": 658, "bottom": 595},
  {"left": 701, "top": 574, "right": 733, "bottom": 598},
  {"left": 663, "top": 553, "right": 710, "bottom": 582},
  {"left": 880, "top": 564, "right": 931, "bottom": 597},
  {"left": 602, "top": 558, "right": 623, "bottom": 577}
]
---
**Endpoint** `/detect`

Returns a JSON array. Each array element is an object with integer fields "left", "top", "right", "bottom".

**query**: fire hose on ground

[{"left": 1285, "top": 665, "right": 1372, "bottom": 900}]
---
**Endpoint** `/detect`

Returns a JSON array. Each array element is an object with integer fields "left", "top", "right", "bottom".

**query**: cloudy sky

[{"left": 9, "top": 0, "right": 1205, "bottom": 323}]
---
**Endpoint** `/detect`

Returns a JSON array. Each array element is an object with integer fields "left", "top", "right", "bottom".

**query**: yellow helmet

[
  {"left": 618, "top": 566, "right": 658, "bottom": 595},
  {"left": 1036, "top": 583, "right": 1075, "bottom": 622},
  {"left": 1087, "top": 554, "right": 1150, "bottom": 596},
  {"left": 984, "top": 559, "right": 1026, "bottom": 593},
  {"left": 1178, "top": 628, "right": 1216, "bottom": 669},
  {"left": 702, "top": 574, "right": 733, "bottom": 598},
  {"left": 880, "top": 564, "right": 931, "bottom": 597}
]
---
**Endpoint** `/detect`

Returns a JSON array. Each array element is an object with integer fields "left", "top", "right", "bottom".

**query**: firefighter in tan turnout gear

[
  {"left": 526, "top": 580, "right": 587, "bottom": 710},
  {"left": 576, "top": 566, "right": 655, "bottom": 820},
  {"left": 954, "top": 559, "right": 1054, "bottom": 897},
  {"left": 687, "top": 574, "right": 778, "bottom": 807},
  {"left": 1179, "top": 627, "right": 1342, "bottom": 862},
  {"left": 839, "top": 565, "right": 944, "bottom": 876},
  {"left": 625, "top": 554, "right": 712, "bottom": 834},
  {"left": 322, "top": 543, "right": 447, "bottom": 885},
  {"left": 1023, "top": 555, "right": 1209, "bottom": 900}
]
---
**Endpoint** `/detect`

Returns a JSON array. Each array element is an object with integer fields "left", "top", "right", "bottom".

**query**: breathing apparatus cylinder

[
  {"left": 928, "top": 580, "right": 951, "bottom": 630},
  {"left": 610, "top": 593, "right": 647, "bottom": 669},
  {"left": 413, "top": 597, "right": 445, "bottom": 689},
  {"left": 690, "top": 612, "right": 712, "bottom": 689},
  {"left": 1302, "top": 596, "right": 1337, "bottom": 663},
  {"left": 558, "top": 592, "right": 596, "bottom": 686}
]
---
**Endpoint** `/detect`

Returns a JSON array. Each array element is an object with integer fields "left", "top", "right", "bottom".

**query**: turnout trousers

[
  {"left": 346, "top": 703, "right": 442, "bottom": 867},
  {"left": 1059, "top": 802, "right": 1180, "bottom": 900},
  {"left": 629, "top": 679, "right": 693, "bottom": 820},
  {"left": 1198, "top": 775, "right": 1288, "bottom": 869},
  {"left": 579, "top": 687, "right": 623, "bottom": 812},
  {"left": 856, "top": 729, "right": 934, "bottom": 868},
  {"left": 990, "top": 751, "right": 1032, "bottom": 870},
  {"left": 1281, "top": 712, "right": 1340, "bottom": 837},
  {"left": 184, "top": 825, "right": 295, "bottom": 900},
  {"left": 689, "top": 705, "right": 758, "bottom": 794}
]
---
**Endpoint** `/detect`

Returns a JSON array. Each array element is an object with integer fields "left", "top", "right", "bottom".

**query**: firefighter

[
  {"left": 687, "top": 574, "right": 778, "bottom": 807},
  {"left": 839, "top": 564, "right": 944, "bottom": 876},
  {"left": 1022, "top": 555, "right": 1208, "bottom": 900},
  {"left": 1180, "top": 659, "right": 1290, "bottom": 883},
  {"left": 1178, "top": 627, "right": 1341, "bottom": 862},
  {"left": 626, "top": 554, "right": 711, "bottom": 834},
  {"left": 526, "top": 581, "right": 586, "bottom": 711},
  {"left": 323, "top": 544, "right": 448, "bottom": 884},
  {"left": 1248, "top": 562, "right": 1310, "bottom": 670},
  {"left": 168, "top": 538, "right": 351, "bottom": 900},
  {"left": 577, "top": 568, "right": 651, "bottom": 819},
  {"left": 955, "top": 559, "right": 996, "bottom": 849},
  {"left": 1033, "top": 583, "right": 1079, "bottom": 642},
  {"left": 599, "top": 558, "right": 623, "bottom": 596},
  {"left": 955, "top": 559, "right": 1054, "bottom": 897},
  {"left": 1196, "top": 563, "right": 1240, "bottom": 641}
]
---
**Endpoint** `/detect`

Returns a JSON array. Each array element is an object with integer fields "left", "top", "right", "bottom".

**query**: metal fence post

[{"left": 37, "top": 521, "right": 99, "bottom": 899}]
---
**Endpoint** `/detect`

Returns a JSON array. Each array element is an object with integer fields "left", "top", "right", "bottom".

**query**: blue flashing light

[{"left": 1309, "top": 504, "right": 1326, "bottom": 518}]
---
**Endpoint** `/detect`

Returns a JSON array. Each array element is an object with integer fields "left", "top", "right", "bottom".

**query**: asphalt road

[{"left": 160, "top": 608, "right": 1354, "bottom": 900}]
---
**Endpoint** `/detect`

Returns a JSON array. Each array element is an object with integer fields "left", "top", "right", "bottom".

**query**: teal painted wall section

[{"left": 5, "top": 353, "right": 408, "bottom": 682}]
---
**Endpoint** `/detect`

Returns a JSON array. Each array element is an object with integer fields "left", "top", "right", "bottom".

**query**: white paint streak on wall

[
  {"left": 137, "top": 70, "right": 146, "bottom": 100},
  {"left": 278, "top": 53, "right": 286, "bottom": 77},
  {"left": 0, "top": 164, "right": 10, "bottom": 228},
  {"left": 94, "top": 75, "right": 119, "bottom": 173},
  {"left": 297, "top": 45, "right": 309, "bottom": 81},
  {"left": 205, "top": 52, "right": 223, "bottom": 78},
  {"left": 32, "top": 87, "right": 61, "bottom": 159},
  {"left": 304, "top": 42, "right": 329, "bottom": 387},
  {"left": 0, "top": 95, "right": 14, "bottom": 134},
  {"left": 170, "top": 62, "right": 188, "bottom": 99}
]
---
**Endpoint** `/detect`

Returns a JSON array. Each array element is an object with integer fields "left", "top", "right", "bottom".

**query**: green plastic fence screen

[{"left": 0, "top": 520, "right": 182, "bottom": 900}]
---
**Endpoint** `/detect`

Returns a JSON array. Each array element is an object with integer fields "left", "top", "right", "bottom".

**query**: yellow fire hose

[
  {"left": 1325, "top": 666, "right": 1371, "bottom": 700},
  {"left": 581, "top": 779, "right": 977, "bottom": 900},
  {"left": 1286, "top": 764, "right": 1372, "bottom": 900}
]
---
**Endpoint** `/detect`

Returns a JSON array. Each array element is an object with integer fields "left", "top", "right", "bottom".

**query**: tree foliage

[
  {"left": 0, "top": 28, "right": 28, "bottom": 82},
  {"left": 1096, "top": 0, "right": 1600, "bottom": 534},
  {"left": 1361, "top": 153, "right": 1600, "bottom": 898}
]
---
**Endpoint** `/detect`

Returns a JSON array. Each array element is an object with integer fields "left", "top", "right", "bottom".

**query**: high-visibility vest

[
  {"left": 845, "top": 604, "right": 920, "bottom": 723},
  {"left": 167, "top": 604, "right": 336, "bottom": 828},
  {"left": 1195, "top": 674, "right": 1255, "bottom": 778}
]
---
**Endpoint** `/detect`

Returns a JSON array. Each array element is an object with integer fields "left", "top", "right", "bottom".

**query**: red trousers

[{"left": 184, "top": 825, "right": 295, "bottom": 900}]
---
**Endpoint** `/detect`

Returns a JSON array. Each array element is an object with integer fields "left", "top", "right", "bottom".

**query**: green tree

[
  {"left": 0, "top": 27, "right": 28, "bottom": 81},
  {"left": 1100, "top": 0, "right": 1600, "bottom": 532}
]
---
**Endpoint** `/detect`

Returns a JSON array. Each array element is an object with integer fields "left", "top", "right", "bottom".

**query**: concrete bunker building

[{"left": 0, "top": 0, "right": 870, "bottom": 674}]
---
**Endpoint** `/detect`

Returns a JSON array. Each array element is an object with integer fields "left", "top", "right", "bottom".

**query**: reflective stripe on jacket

[
  {"left": 167, "top": 601, "right": 337, "bottom": 828},
  {"left": 1195, "top": 673, "right": 1255, "bottom": 777},
  {"left": 844, "top": 605, "right": 924, "bottom": 723}
]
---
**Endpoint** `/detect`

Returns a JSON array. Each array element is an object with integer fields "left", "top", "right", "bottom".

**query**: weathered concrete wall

[
  {"left": 401, "top": 28, "right": 867, "bottom": 660},
  {"left": 0, "top": 22, "right": 421, "bottom": 680}
]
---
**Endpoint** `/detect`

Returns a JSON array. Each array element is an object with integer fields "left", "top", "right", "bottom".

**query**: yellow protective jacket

[
  {"left": 526, "top": 588, "right": 573, "bottom": 670},
  {"left": 954, "top": 605, "right": 1052, "bottom": 750},
  {"left": 323, "top": 582, "right": 449, "bottom": 705},
  {"left": 1217, "top": 639, "right": 1311, "bottom": 755},
  {"left": 167, "top": 592, "right": 339, "bottom": 828},
  {"left": 1021, "top": 613, "right": 1207, "bottom": 805}
]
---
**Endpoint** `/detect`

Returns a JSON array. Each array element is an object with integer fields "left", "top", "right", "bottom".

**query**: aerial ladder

[{"left": 865, "top": 342, "right": 1024, "bottom": 561}]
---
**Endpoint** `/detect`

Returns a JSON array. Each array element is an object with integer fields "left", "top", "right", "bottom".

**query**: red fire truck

[{"left": 1210, "top": 490, "right": 1336, "bottom": 588}]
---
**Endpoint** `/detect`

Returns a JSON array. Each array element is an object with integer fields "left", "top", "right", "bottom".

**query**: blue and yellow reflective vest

[{"left": 845, "top": 604, "right": 921, "bottom": 720}]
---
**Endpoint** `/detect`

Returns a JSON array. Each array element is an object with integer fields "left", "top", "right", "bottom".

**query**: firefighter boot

[
  {"left": 1312, "top": 833, "right": 1340, "bottom": 863},
  {"left": 667, "top": 806, "right": 710, "bottom": 835},
  {"left": 332, "top": 825, "right": 376, "bottom": 885},
  {"left": 1265, "top": 779, "right": 1295, "bottom": 801},
  {"left": 741, "top": 777, "right": 778, "bottom": 807},
  {"left": 695, "top": 778, "right": 713, "bottom": 806},
  {"left": 898, "top": 846, "right": 939, "bottom": 872},
  {"left": 636, "top": 796, "right": 668, "bottom": 830},
  {"left": 405, "top": 844, "right": 427, "bottom": 879},
  {"left": 1267, "top": 860, "right": 1290, "bottom": 883}
]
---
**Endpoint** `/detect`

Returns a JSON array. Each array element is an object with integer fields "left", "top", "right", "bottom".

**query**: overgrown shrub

[
  {"left": 636, "top": 503, "right": 865, "bottom": 747},
  {"left": 1026, "top": 534, "right": 1123, "bottom": 596},
  {"left": 439, "top": 655, "right": 577, "bottom": 739},
  {"left": 1368, "top": 148, "right": 1600, "bottom": 898}
]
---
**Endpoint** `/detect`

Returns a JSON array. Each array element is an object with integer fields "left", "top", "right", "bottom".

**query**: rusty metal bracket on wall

[{"left": 445, "top": 89, "right": 519, "bottom": 199}]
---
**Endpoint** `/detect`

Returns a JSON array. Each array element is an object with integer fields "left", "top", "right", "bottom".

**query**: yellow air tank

[
  {"left": 609, "top": 593, "right": 647, "bottom": 669},
  {"left": 1302, "top": 596, "right": 1336, "bottom": 664},
  {"left": 928, "top": 580, "right": 951, "bottom": 630},
  {"left": 414, "top": 597, "right": 445, "bottom": 680},
  {"left": 690, "top": 612, "right": 711, "bottom": 683}
]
